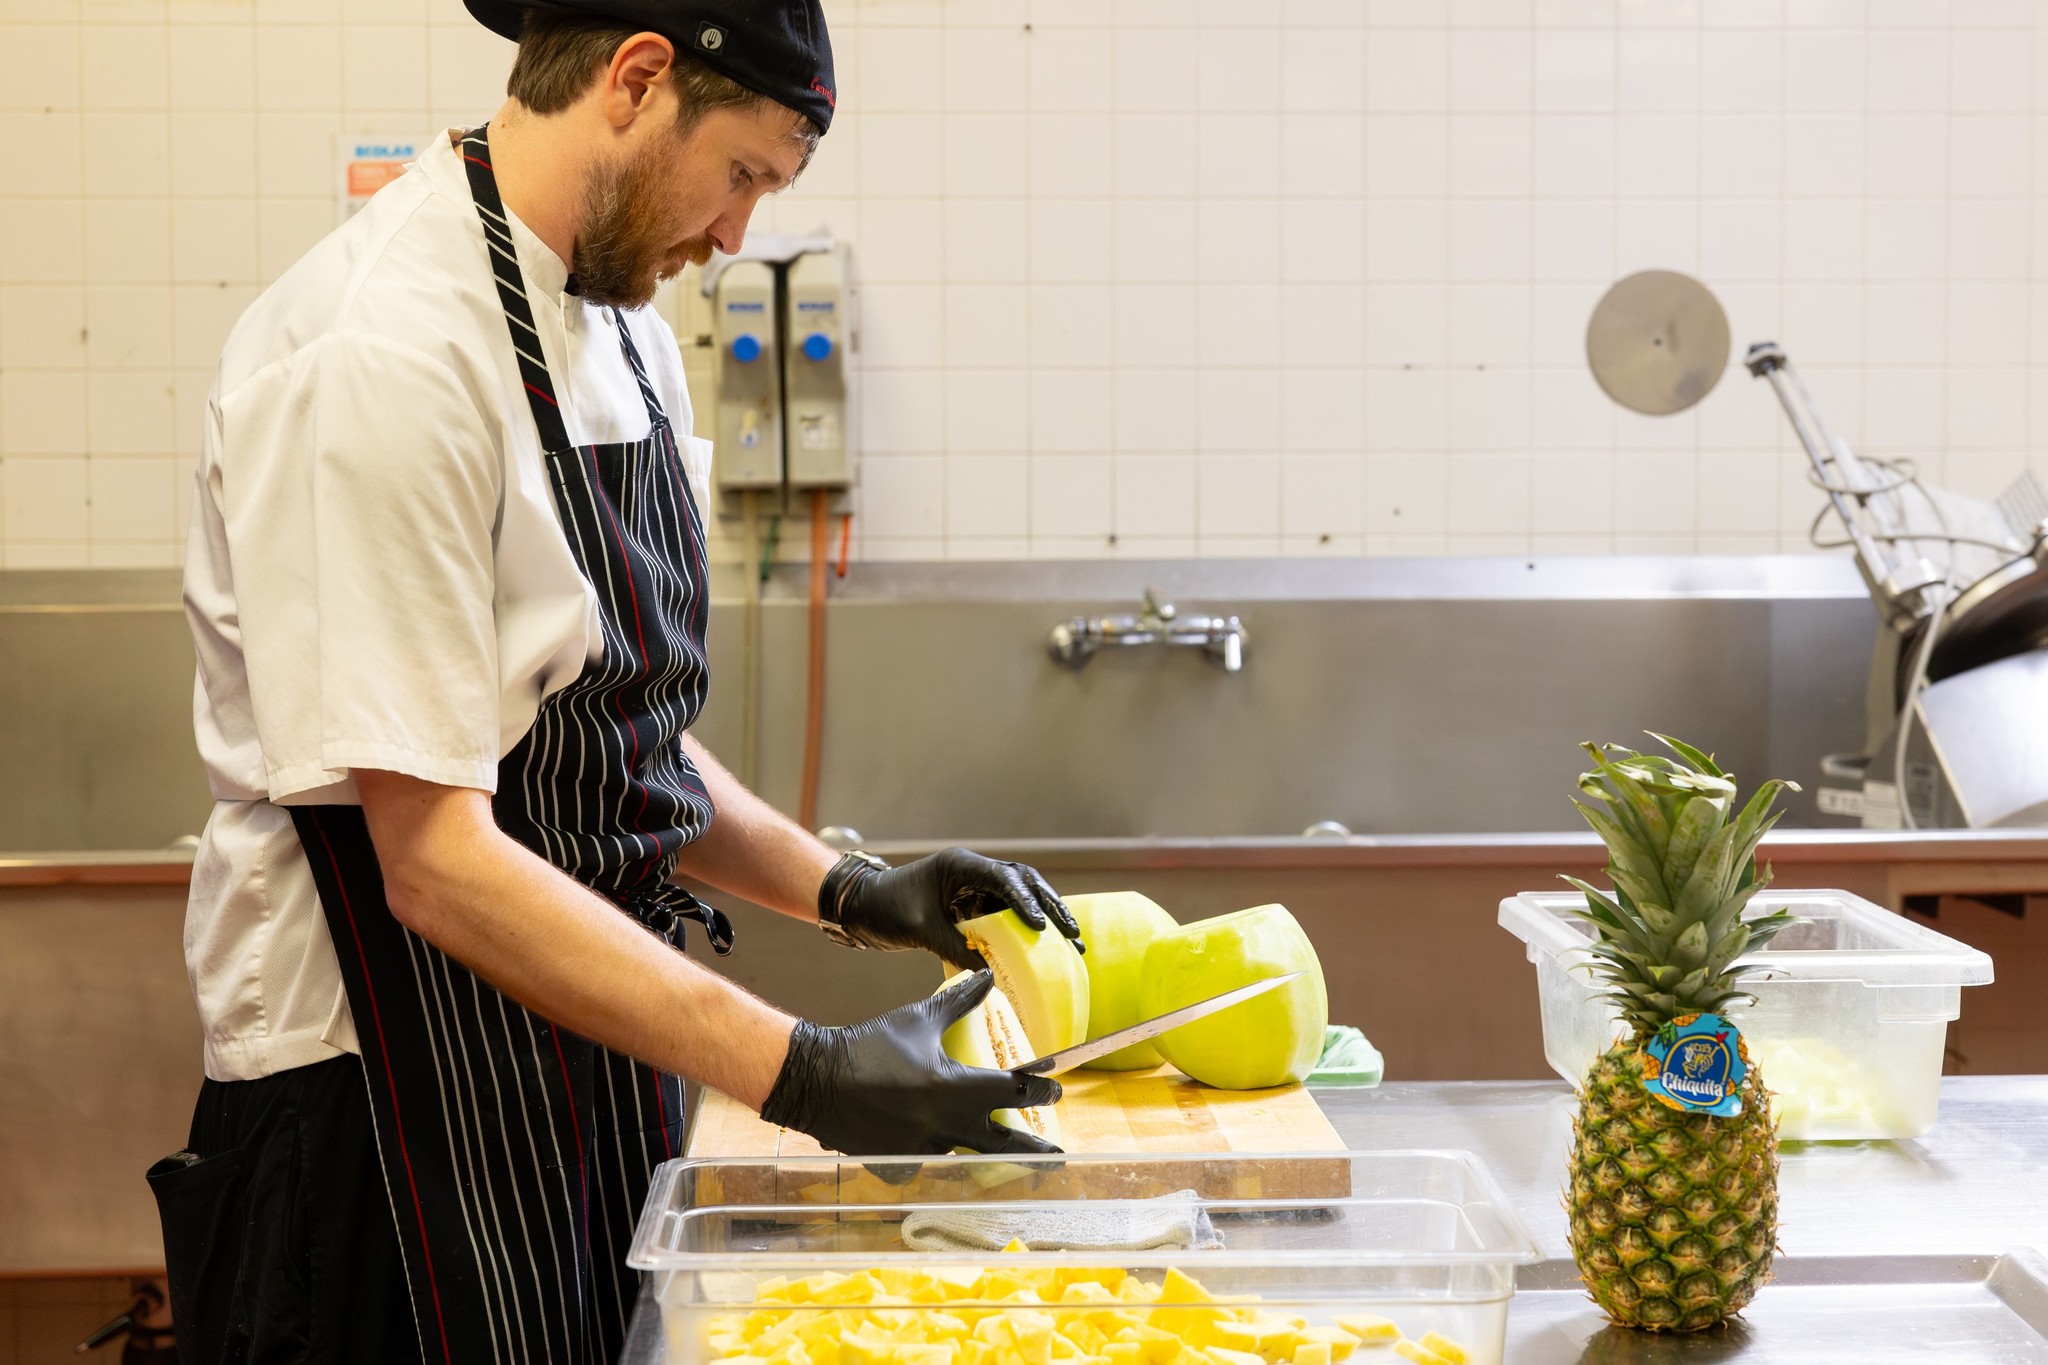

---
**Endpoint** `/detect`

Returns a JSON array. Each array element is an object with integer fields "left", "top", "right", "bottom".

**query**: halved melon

[
  {"left": 937, "top": 970, "right": 1061, "bottom": 1145},
  {"left": 960, "top": 910, "right": 1090, "bottom": 1055},
  {"left": 1065, "top": 892, "right": 1180, "bottom": 1071},
  {"left": 1140, "top": 904, "right": 1328, "bottom": 1090}
]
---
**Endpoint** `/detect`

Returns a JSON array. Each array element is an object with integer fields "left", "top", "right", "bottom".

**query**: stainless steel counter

[{"left": 621, "top": 1076, "right": 2048, "bottom": 1363}]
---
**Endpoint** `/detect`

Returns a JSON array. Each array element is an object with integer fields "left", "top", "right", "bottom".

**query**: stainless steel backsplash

[{"left": 0, "top": 557, "right": 1876, "bottom": 850}]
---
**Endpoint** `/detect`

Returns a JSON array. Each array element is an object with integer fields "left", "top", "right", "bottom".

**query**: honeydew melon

[
  {"left": 937, "top": 971, "right": 1061, "bottom": 1146},
  {"left": 960, "top": 911, "right": 1089, "bottom": 1055},
  {"left": 1140, "top": 905, "right": 1328, "bottom": 1090},
  {"left": 1064, "top": 892, "right": 1181, "bottom": 1071}
]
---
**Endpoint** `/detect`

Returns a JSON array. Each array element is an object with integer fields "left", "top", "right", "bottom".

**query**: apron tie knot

[{"left": 620, "top": 883, "right": 734, "bottom": 956}]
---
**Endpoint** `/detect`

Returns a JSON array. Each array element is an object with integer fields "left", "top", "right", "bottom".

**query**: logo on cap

[{"left": 696, "top": 22, "right": 725, "bottom": 52}]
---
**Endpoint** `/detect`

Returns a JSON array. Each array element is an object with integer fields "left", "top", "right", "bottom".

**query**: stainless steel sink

[{"left": 0, "top": 555, "right": 1875, "bottom": 850}]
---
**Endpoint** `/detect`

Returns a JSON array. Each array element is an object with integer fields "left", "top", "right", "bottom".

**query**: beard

[{"left": 572, "top": 140, "right": 715, "bottom": 310}]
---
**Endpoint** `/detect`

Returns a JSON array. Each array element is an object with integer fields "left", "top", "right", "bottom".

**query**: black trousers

[{"left": 148, "top": 1055, "right": 422, "bottom": 1365}]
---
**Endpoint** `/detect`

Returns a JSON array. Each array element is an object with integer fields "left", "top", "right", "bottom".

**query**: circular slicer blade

[{"left": 1585, "top": 269, "right": 1732, "bottom": 416}]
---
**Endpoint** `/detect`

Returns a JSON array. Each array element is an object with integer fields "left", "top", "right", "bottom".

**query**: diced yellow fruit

[
  {"left": 840, "top": 1338, "right": 892, "bottom": 1365},
  {"left": 981, "top": 1272, "right": 1037, "bottom": 1301},
  {"left": 1018, "top": 1328, "right": 1058, "bottom": 1365},
  {"left": 1060, "top": 1283, "right": 1116, "bottom": 1304},
  {"left": 815, "top": 1275, "right": 882, "bottom": 1306},
  {"left": 957, "top": 1343, "right": 990, "bottom": 1365},
  {"left": 1002, "top": 1239, "right": 1029, "bottom": 1254},
  {"left": 1085, "top": 1311, "right": 1143, "bottom": 1335},
  {"left": 1416, "top": 1335, "right": 1465, "bottom": 1365},
  {"left": 1064, "top": 1267, "right": 1130, "bottom": 1294},
  {"left": 1159, "top": 1269, "right": 1212, "bottom": 1304},
  {"left": 1208, "top": 1350, "right": 1264, "bottom": 1365},
  {"left": 1292, "top": 1344, "right": 1330, "bottom": 1365},
  {"left": 1331, "top": 1318, "right": 1399, "bottom": 1346},
  {"left": 1298, "top": 1328, "right": 1356, "bottom": 1362},
  {"left": 1060, "top": 1320, "right": 1109, "bottom": 1354},
  {"left": 1103, "top": 1343, "right": 1143, "bottom": 1365},
  {"left": 1151, "top": 1307, "right": 1221, "bottom": 1343},
  {"left": 898, "top": 1346, "right": 956, "bottom": 1365},
  {"left": 974, "top": 1317, "right": 1016, "bottom": 1349},
  {"left": 768, "top": 1343, "right": 815, "bottom": 1365},
  {"left": 1116, "top": 1280, "right": 1162, "bottom": 1304},
  {"left": 1111, "top": 1325, "right": 1180, "bottom": 1365},
  {"left": 933, "top": 1268, "right": 987, "bottom": 1301},
  {"left": 811, "top": 1339, "right": 842, "bottom": 1365},
  {"left": 1390, "top": 1342, "right": 1450, "bottom": 1365}
]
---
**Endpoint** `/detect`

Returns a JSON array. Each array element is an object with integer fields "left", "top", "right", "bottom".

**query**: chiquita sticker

[{"left": 1639, "top": 1012, "right": 1747, "bottom": 1117}]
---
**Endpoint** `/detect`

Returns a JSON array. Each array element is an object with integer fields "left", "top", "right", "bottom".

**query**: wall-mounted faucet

[{"left": 1048, "top": 588, "right": 1249, "bottom": 672}]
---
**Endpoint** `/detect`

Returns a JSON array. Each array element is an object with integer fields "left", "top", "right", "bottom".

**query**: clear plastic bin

[
  {"left": 629, "top": 1151, "right": 1538, "bottom": 1365},
  {"left": 1499, "top": 888, "right": 1994, "bottom": 1140}
]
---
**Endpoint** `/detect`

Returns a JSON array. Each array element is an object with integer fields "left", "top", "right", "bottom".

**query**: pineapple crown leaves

[{"left": 1564, "top": 735, "right": 1802, "bottom": 1035}]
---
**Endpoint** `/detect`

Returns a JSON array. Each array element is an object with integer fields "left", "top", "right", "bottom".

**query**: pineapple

[{"left": 1562, "top": 736, "right": 1797, "bottom": 1333}]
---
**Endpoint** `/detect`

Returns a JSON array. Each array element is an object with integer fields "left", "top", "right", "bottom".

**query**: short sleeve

[{"left": 216, "top": 330, "right": 504, "bottom": 800}]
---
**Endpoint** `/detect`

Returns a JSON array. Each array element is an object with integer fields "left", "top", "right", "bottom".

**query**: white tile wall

[{"left": 4, "top": 0, "right": 2048, "bottom": 567}]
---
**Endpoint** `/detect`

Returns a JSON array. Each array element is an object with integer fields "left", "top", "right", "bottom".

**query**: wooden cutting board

[{"left": 687, "top": 1066, "right": 1351, "bottom": 1206}]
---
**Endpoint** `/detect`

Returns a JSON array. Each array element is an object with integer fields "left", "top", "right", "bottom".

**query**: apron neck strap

[{"left": 457, "top": 125, "right": 572, "bottom": 453}]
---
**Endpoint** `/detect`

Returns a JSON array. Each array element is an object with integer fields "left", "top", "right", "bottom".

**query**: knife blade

[{"left": 1015, "top": 971, "right": 1305, "bottom": 1076}]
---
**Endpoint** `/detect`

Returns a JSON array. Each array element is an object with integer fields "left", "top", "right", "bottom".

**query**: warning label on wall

[{"left": 337, "top": 135, "right": 422, "bottom": 222}]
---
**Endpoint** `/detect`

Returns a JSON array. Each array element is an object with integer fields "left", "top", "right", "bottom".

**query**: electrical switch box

[
  {"left": 713, "top": 260, "right": 782, "bottom": 492},
  {"left": 782, "top": 246, "right": 856, "bottom": 491}
]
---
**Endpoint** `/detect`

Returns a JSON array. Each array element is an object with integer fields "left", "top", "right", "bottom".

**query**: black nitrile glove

[
  {"left": 824, "top": 847, "right": 1084, "bottom": 971},
  {"left": 760, "top": 970, "right": 1065, "bottom": 1158}
]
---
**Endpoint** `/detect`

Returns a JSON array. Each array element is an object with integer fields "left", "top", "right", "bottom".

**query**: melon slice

[
  {"left": 1140, "top": 904, "right": 1329, "bottom": 1090},
  {"left": 960, "top": 910, "right": 1090, "bottom": 1055},
  {"left": 1065, "top": 892, "right": 1180, "bottom": 1071},
  {"left": 937, "top": 970, "right": 1061, "bottom": 1146}
]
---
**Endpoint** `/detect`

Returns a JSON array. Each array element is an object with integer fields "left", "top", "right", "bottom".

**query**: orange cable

[
  {"left": 798, "top": 489, "right": 829, "bottom": 831},
  {"left": 836, "top": 512, "right": 852, "bottom": 578}
]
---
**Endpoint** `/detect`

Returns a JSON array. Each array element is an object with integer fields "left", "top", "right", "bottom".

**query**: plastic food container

[
  {"left": 1499, "top": 888, "right": 1994, "bottom": 1140},
  {"left": 629, "top": 1151, "right": 1538, "bottom": 1365}
]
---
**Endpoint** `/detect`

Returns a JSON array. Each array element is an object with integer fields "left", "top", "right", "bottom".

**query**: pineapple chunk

[
  {"left": 1292, "top": 1345, "right": 1330, "bottom": 1365},
  {"left": 1112, "top": 1325, "right": 1183, "bottom": 1365},
  {"left": 1416, "top": 1335, "right": 1466, "bottom": 1365},
  {"left": 1208, "top": 1351, "right": 1265, "bottom": 1365},
  {"left": 1102, "top": 1343, "right": 1144, "bottom": 1365},
  {"left": 1016, "top": 1326, "right": 1059, "bottom": 1365},
  {"left": 814, "top": 1275, "right": 883, "bottom": 1306},
  {"left": 1331, "top": 1317, "right": 1399, "bottom": 1346},
  {"left": 1061, "top": 1320, "right": 1110, "bottom": 1355},
  {"left": 1390, "top": 1342, "right": 1451, "bottom": 1365},
  {"left": 1297, "top": 1328, "right": 1355, "bottom": 1362}
]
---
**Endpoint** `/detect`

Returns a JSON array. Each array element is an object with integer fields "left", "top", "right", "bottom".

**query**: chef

[{"left": 153, "top": 3, "right": 1079, "bottom": 1361}]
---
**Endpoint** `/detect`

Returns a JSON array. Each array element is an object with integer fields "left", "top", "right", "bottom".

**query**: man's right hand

[{"left": 759, "top": 971, "right": 1064, "bottom": 1158}]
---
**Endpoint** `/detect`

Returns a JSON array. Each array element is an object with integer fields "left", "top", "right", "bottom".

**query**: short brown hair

[{"left": 506, "top": 11, "right": 821, "bottom": 152}]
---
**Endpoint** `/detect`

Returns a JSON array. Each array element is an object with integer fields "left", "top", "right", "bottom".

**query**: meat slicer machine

[
  {"left": 1748, "top": 343, "right": 2048, "bottom": 829},
  {"left": 1582, "top": 270, "right": 2048, "bottom": 829}
]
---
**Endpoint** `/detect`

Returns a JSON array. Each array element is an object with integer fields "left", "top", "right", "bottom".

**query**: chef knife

[{"left": 1015, "top": 972, "right": 1305, "bottom": 1077}]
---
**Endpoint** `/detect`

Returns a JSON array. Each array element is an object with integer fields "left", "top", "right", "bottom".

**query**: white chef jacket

[{"left": 183, "top": 131, "right": 714, "bottom": 1082}]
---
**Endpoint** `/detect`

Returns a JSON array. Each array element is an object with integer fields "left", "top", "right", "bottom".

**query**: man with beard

[{"left": 160, "top": 4, "right": 1080, "bottom": 1361}]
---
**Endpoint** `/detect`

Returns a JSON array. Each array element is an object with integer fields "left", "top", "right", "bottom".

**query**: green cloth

[{"left": 1309, "top": 1024, "right": 1383, "bottom": 1087}]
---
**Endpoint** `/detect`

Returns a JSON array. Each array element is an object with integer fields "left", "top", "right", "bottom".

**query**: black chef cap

[{"left": 466, "top": 0, "right": 835, "bottom": 134}]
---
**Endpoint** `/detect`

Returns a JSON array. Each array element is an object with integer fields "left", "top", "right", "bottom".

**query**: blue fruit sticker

[{"left": 1640, "top": 1012, "right": 1747, "bottom": 1117}]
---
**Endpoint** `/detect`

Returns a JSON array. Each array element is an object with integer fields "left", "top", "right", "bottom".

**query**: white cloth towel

[{"left": 899, "top": 1190, "right": 1222, "bottom": 1253}]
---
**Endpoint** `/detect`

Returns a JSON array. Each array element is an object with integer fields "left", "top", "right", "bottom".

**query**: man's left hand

[{"left": 827, "top": 848, "right": 1083, "bottom": 970}]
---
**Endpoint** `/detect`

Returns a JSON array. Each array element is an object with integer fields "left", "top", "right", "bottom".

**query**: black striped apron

[{"left": 284, "top": 125, "right": 728, "bottom": 1365}]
